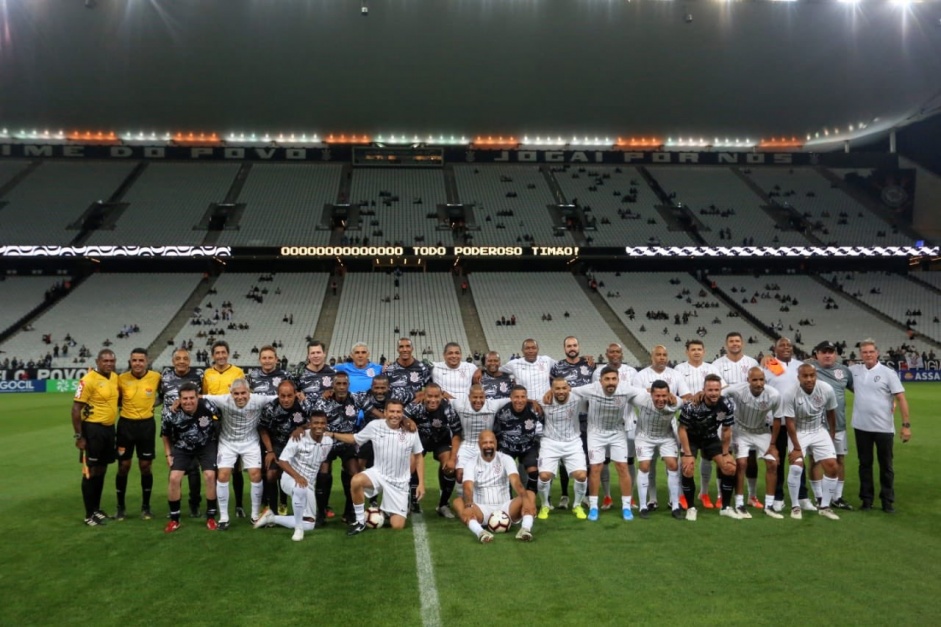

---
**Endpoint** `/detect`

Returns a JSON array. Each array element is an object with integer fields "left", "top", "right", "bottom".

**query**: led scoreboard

[{"left": 352, "top": 146, "right": 444, "bottom": 167}]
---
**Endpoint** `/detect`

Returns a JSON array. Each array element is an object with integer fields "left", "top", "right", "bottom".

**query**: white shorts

[
  {"left": 733, "top": 430, "right": 773, "bottom": 460},
  {"left": 456, "top": 444, "right": 477, "bottom": 471},
  {"left": 587, "top": 430, "right": 628, "bottom": 464},
  {"left": 634, "top": 435, "right": 678, "bottom": 462},
  {"left": 217, "top": 438, "right": 262, "bottom": 470},
  {"left": 280, "top": 474, "right": 317, "bottom": 519},
  {"left": 361, "top": 467, "right": 410, "bottom": 518},
  {"left": 833, "top": 430, "right": 848, "bottom": 456},
  {"left": 788, "top": 430, "right": 837, "bottom": 462},
  {"left": 477, "top": 500, "right": 513, "bottom": 524},
  {"left": 538, "top": 438, "right": 587, "bottom": 476}
]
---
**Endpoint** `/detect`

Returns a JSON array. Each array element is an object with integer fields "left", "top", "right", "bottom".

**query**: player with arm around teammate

[
  {"left": 452, "top": 430, "right": 537, "bottom": 543},
  {"left": 404, "top": 383, "right": 460, "bottom": 519},
  {"left": 633, "top": 380, "right": 682, "bottom": 520},
  {"left": 536, "top": 378, "right": 589, "bottom": 520}
]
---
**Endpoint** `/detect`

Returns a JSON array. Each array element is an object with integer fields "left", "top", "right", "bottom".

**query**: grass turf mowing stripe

[{"left": 411, "top": 512, "right": 442, "bottom": 627}]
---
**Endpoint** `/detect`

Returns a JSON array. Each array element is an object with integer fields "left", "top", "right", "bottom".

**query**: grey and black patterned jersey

[
  {"left": 782, "top": 381, "right": 837, "bottom": 434},
  {"left": 550, "top": 358, "right": 596, "bottom": 390},
  {"left": 571, "top": 382, "right": 645, "bottom": 434},
  {"left": 500, "top": 356, "right": 556, "bottom": 400},
  {"left": 246, "top": 368, "right": 292, "bottom": 396},
  {"left": 260, "top": 398, "right": 313, "bottom": 449},
  {"left": 723, "top": 382, "right": 783, "bottom": 433},
  {"left": 203, "top": 393, "right": 276, "bottom": 444},
  {"left": 353, "top": 419, "right": 423, "bottom": 486},
  {"left": 404, "top": 399, "right": 459, "bottom": 443},
  {"left": 451, "top": 397, "right": 505, "bottom": 447},
  {"left": 312, "top": 393, "right": 366, "bottom": 434},
  {"left": 293, "top": 365, "right": 336, "bottom": 399},
  {"left": 386, "top": 359, "right": 433, "bottom": 395},
  {"left": 541, "top": 397, "right": 581, "bottom": 442},
  {"left": 805, "top": 359, "right": 853, "bottom": 431},
  {"left": 632, "top": 394, "right": 679, "bottom": 440},
  {"left": 464, "top": 451, "right": 518, "bottom": 506},
  {"left": 357, "top": 387, "right": 415, "bottom": 423},
  {"left": 493, "top": 402, "right": 542, "bottom": 455},
  {"left": 480, "top": 371, "right": 514, "bottom": 400},
  {"left": 712, "top": 355, "right": 760, "bottom": 386},
  {"left": 161, "top": 398, "right": 219, "bottom": 451},
  {"left": 678, "top": 397, "right": 735, "bottom": 442},
  {"left": 279, "top": 432, "right": 335, "bottom": 484},
  {"left": 159, "top": 367, "right": 204, "bottom": 412}
]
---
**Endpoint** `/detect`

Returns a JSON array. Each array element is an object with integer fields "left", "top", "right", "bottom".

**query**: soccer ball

[
  {"left": 487, "top": 511, "right": 511, "bottom": 533},
  {"left": 365, "top": 506, "right": 385, "bottom": 529}
]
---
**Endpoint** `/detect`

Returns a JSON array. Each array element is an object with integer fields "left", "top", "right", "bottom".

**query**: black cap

[{"left": 813, "top": 341, "right": 837, "bottom": 353}]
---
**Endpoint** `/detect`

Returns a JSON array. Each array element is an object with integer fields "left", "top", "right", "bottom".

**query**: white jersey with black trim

[
  {"left": 712, "top": 355, "right": 760, "bottom": 386},
  {"left": 464, "top": 451, "right": 518, "bottom": 507},
  {"left": 782, "top": 381, "right": 837, "bottom": 434},
  {"left": 723, "top": 382, "right": 783, "bottom": 433},
  {"left": 500, "top": 356, "right": 556, "bottom": 400},
  {"left": 353, "top": 419, "right": 423, "bottom": 486},
  {"left": 674, "top": 361, "right": 725, "bottom": 395},
  {"left": 571, "top": 381, "right": 645, "bottom": 434},
  {"left": 203, "top": 393, "right": 275, "bottom": 444},
  {"left": 278, "top": 432, "right": 335, "bottom": 484},
  {"left": 431, "top": 361, "right": 478, "bottom": 398}
]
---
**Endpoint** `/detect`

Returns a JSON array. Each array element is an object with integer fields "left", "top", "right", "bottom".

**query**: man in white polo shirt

[{"left": 848, "top": 339, "right": 912, "bottom": 513}]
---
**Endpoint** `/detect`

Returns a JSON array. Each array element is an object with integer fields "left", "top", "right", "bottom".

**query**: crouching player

[
  {"left": 254, "top": 411, "right": 335, "bottom": 541},
  {"left": 452, "top": 430, "right": 537, "bottom": 543}
]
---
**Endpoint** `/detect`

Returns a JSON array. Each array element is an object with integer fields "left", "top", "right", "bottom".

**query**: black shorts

[
  {"left": 171, "top": 442, "right": 218, "bottom": 473},
  {"left": 504, "top": 446, "right": 539, "bottom": 469},
  {"left": 420, "top": 433, "right": 451, "bottom": 458},
  {"left": 356, "top": 441, "right": 374, "bottom": 464},
  {"left": 327, "top": 441, "right": 359, "bottom": 464},
  {"left": 82, "top": 422, "right": 116, "bottom": 467},
  {"left": 116, "top": 417, "right": 156, "bottom": 461},
  {"left": 691, "top": 437, "right": 724, "bottom": 462}
]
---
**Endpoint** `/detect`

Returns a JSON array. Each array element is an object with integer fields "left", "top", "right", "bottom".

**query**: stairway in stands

[
  {"left": 576, "top": 274, "right": 650, "bottom": 363},
  {"left": 146, "top": 274, "right": 220, "bottom": 358},
  {"left": 310, "top": 275, "right": 343, "bottom": 345},
  {"left": 453, "top": 274, "right": 489, "bottom": 357}
]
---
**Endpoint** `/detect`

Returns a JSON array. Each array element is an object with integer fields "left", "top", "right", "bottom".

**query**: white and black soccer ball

[
  {"left": 365, "top": 506, "right": 385, "bottom": 529},
  {"left": 487, "top": 511, "right": 511, "bottom": 533}
]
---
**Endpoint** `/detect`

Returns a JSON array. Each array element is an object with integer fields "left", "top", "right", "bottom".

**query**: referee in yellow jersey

[
  {"left": 202, "top": 340, "right": 247, "bottom": 516},
  {"left": 72, "top": 349, "right": 120, "bottom": 526},
  {"left": 115, "top": 348, "right": 162, "bottom": 520}
]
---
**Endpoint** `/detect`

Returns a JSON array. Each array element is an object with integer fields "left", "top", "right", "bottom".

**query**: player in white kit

[
  {"left": 497, "top": 338, "right": 556, "bottom": 401},
  {"left": 253, "top": 411, "right": 335, "bottom": 541},
  {"left": 432, "top": 342, "right": 478, "bottom": 398},
  {"left": 781, "top": 364, "right": 841, "bottom": 521},
  {"left": 452, "top": 430, "right": 537, "bottom": 543},
  {"left": 536, "top": 378, "right": 589, "bottom": 520},
  {"left": 327, "top": 399, "right": 425, "bottom": 534},
  {"left": 632, "top": 380, "right": 681, "bottom": 520},
  {"left": 590, "top": 343, "right": 637, "bottom": 512},
  {"left": 449, "top": 385, "right": 506, "bottom": 484}
]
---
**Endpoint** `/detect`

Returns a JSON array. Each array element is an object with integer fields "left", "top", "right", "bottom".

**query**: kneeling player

[
  {"left": 255, "top": 411, "right": 335, "bottom": 541},
  {"left": 452, "top": 430, "right": 537, "bottom": 543},
  {"left": 327, "top": 400, "right": 424, "bottom": 535}
]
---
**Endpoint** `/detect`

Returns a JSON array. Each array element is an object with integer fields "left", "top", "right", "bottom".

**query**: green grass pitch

[{"left": 1, "top": 386, "right": 939, "bottom": 626}]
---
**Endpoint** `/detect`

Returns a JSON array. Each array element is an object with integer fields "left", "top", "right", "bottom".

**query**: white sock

[
  {"left": 292, "top": 486, "right": 307, "bottom": 530},
  {"left": 811, "top": 480, "right": 823, "bottom": 500},
  {"left": 764, "top": 494, "right": 775, "bottom": 509},
  {"left": 699, "top": 457, "right": 713, "bottom": 497},
  {"left": 648, "top": 460, "right": 658, "bottom": 503},
  {"left": 822, "top": 476, "right": 837, "bottom": 508},
  {"left": 621, "top": 496, "right": 632, "bottom": 510},
  {"left": 600, "top": 465, "right": 611, "bottom": 498},
  {"left": 836, "top": 480, "right": 844, "bottom": 500},
  {"left": 537, "top": 479, "right": 551, "bottom": 508},
  {"left": 468, "top": 519, "right": 484, "bottom": 537},
  {"left": 250, "top": 481, "right": 264, "bottom": 519},
  {"left": 667, "top": 470, "right": 680, "bottom": 510},
  {"left": 735, "top": 494, "right": 744, "bottom": 508},
  {"left": 787, "top": 465, "right": 804, "bottom": 508},
  {"left": 637, "top": 470, "right": 649, "bottom": 508},
  {"left": 217, "top": 481, "right": 230, "bottom": 523},
  {"left": 747, "top": 476, "right": 758, "bottom": 499},
  {"left": 273, "top": 515, "right": 313, "bottom": 530},
  {"left": 354, "top": 502, "right": 365, "bottom": 524},
  {"left": 522, "top": 514, "right": 533, "bottom": 531},
  {"left": 574, "top": 479, "right": 588, "bottom": 507},
  {"left": 589, "top": 495, "right": 599, "bottom": 509}
]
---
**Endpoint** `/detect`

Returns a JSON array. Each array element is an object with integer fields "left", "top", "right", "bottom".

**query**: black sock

[
  {"left": 438, "top": 468, "right": 455, "bottom": 508},
  {"left": 526, "top": 470, "right": 539, "bottom": 494},
  {"left": 409, "top": 472, "right": 420, "bottom": 503},
  {"left": 82, "top": 477, "right": 95, "bottom": 518},
  {"left": 168, "top": 499, "right": 181, "bottom": 522},
  {"left": 233, "top": 471, "right": 244, "bottom": 508},
  {"left": 315, "top": 473, "right": 331, "bottom": 519},
  {"left": 745, "top": 453, "right": 758, "bottom": 480},
  {"left": 187, "top": 467, "right": 202, "bottom": 508},
  {"left": 265, "top": 478, "right": 278, "bottom": 511},
  {"left": 141, "top": 473, "right": 153, "bottom": 509},
  {"left": 682, "top": 475, "right": 696, "bottom": 507},
  {"left": 205, "top": 498, "right": 218, "bottom": 519},
  {"left": 719, "top": 471, "right": 734, "bottom": 508},
  {"left": 798, "top": 465, "right": 809, "bottom": 500},
  {"left": 341, "top": 471, "right": 353, "bottom": 517},
  {"left": 93, "top": 474, "right": 106, "bottom": 512},
  {"left": 115, "top": 474, "right": 128, "bottom": 509},
  {"left": 559, "top": 465, "right": 570, "bottom": 497}
]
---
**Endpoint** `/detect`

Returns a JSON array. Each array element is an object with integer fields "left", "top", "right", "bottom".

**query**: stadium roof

[{"left": 1, "top": 0, "right": 939, "bottom": 146}]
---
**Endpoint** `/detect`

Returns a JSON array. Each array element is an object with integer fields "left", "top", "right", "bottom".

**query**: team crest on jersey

[
  {"left": 272, "top": 377, "right": 283, "bottom": 387},
  {"left": 717, "top": 412, "right": 727, "bottom": 421},
  {"left": 410, "top": 372, "right": 420, "bottom": 383},
  {"left": 398, "top": 431, "right": 407, "bottom": 442},
  {"left": 759, "top": 402, "right": 768, "bottom": 410},
  {"left": 499, "top": 382, "right": 509, "bottom": 393},
  {"left": 524, "top": 419, "right": 534, "bottom": 431},
  {"left": 292, "top": 412, "right": 304, "bottom": 424},
  {"left": 874, "top": 376, "right": 881, "bottom": 383},
  {"left": 834, "top": 370, "right": 844, "bottom": 380},
  {"left": 345, "top": 406, "right": 356, "bottom": 416},
  {"left": 145, "top": 388, "right": 154, "bottom": 396},
  {"left": 199, "top": 416, "right": 210, "bottom": 428},
  {"left": 492, "top": 459, "right": 504, "bottom": 476},
  {"left": 366, "top": 368, "right": 376, "bottom": 377},
  {"left": 322, "top": 376, "right": 332, "bottom": 387},
  {"left": 580, "top": 366, "right": 590, "bottom": 376}
]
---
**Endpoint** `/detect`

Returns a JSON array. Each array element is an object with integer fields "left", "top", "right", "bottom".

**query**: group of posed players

[{"left": 71, "top": 329, "right": 893, "bottom": 544}]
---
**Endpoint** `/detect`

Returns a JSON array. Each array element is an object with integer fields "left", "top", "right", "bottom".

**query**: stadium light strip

[{"left": 0, "top": 246, "right": 232, "bottom": 257}]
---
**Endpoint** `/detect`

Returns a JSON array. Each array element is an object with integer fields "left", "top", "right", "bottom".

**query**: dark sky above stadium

[{"left": 0, "top": 0, "right": 939, "bottom": 139}]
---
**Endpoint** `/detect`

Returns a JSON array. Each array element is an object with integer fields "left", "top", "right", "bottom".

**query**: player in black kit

[
  {"left": 293, "top": 341, "right": 335, "bottom": 400},
  {"left": 480, "top": 351, "right": 514, "bottom": 400},
  {"left": 677, "top": 374, "right": 740, "bottom": 521},
  {"left": 493, "top": 385, "right": 544, "bottom": 494},
  {"left": 246, "top": 345, "right": 292, "bottom": 395},
  {"left": 259, "top": 380, "right": 313, "bottom": 515},
  {"left": 404, "top": 383, "right": 460, "bottom": 518},
  {"left": 385, "top": 337, "right": 432, "bottom": 397},
  {"left": 158, "top": 348, "right": 205, "bottom": 517}
]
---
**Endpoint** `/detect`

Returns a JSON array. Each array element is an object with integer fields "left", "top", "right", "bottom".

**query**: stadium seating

[
  {"left": 594, "top": 272, "right": 773, "bottom": 360},
  {"left": 647, "top": 166, "right": 810, "bottom": 246},
  {"left": 468, "top": 272, "right": 638, "bottom": 365},
  {"left": 0, "top": 161, "right": 138, "bottom": 245},
  {"left": 216, "top": 164, "right": 341, "bottom": 247},
  {"left": 329, "top": 272, "right": 468, "bottom": 365},
  {"left": 155, "top": 272, "right": 330, "bottom": 370},
  {"left": 453, "top": 165, "right": 575, "bottom": 246},
  {"left": 0, "top": 273, "right": 203, "bottom": 368},
  {"left": 743, "top": 167, "right": 908, "bottom": 246},
  {"left": 85, "top": 163, "right": 239, "bottom": 246},
  {"left": 552, "top": 166, "right": 694, "bottom": 246},
  {"left": 0, "top": 277, "right": 64, "bottom": 335},
  {"left": 349, "top": 169, "right": 449, "bottom": 246}
]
